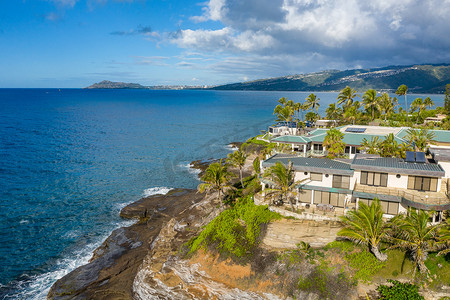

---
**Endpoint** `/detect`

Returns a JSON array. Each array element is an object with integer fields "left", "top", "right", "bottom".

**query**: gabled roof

[
  {"left": 395, "top": 128, "right": 450, "bottom": 144},
  {"left": 351, "top": 155, "right": 445, "bottom": 177},
  {"left": 271, "top": 135, "right": 309, "bottom": 144},
  {"left": 262, "top": 153, "right": 354, "bottom": 176}
]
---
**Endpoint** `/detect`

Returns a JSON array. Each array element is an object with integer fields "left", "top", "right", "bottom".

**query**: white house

[{"left": 260, "top": 153, "right": 449, "bottom": 222}]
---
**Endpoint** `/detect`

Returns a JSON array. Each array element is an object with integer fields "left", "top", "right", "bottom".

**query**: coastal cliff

[{"left": 47, "top": 189, "right": 209, "bottom": 299}]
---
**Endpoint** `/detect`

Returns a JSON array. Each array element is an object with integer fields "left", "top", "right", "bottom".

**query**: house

[
  {"left": 267, "top": 121, "right": 298, "bottom": 136},
  {"left": 271, "top": 125, "right": 450, "bottom": 159},
  {"left": 260, "top": 153, "right": 449, "bottom": 222},
  {"left": 315, "top": 119, "right": 338, "bottom": 128},
  {"left": 424, "top": 114, "right": 447, "bottom": 124}
]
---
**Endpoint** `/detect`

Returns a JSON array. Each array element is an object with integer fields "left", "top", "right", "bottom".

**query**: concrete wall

[
  {"left": 294, "top": 171, "right": 333, "bottom": 188},
  {"left": 439, "top": 161, "right": 450, "bottom": 178}
]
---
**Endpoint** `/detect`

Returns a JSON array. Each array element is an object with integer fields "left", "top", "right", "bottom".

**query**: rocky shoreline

[
  {"left": 47, "top": 145, "right": 241, "bottom": 299},
  {"left": 48, "top": 188, "right": 216, "bottom": 299}
]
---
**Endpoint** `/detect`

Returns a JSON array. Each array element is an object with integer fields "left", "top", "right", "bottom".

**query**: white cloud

[{"left": 169, "top": 0, "right": 450, "bottom": 78}]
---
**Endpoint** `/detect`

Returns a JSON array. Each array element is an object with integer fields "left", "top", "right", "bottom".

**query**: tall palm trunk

[
  {"left": 405, "top": 95, "right": 408, "bottom": 122},
  {"left": 371, "top": 245, "right": 387, "bottom": 261},
  {"left": 239, "top": 168, "right": 244, "bottom": 189}
]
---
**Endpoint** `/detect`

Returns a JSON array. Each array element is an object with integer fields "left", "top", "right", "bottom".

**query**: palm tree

[
  {"left": 226, "top": 150, "right": 247, "bottom": 188},
  {"left": 338, "top": 198, "right": 388, "bottom": 261},
  {"left": 388, "top": 208, "right": 444, "bottom": 274},
  {"left": 424, "top": 97, "right": 434, "bottom": 110},
  {"left": 410, "top": 98, "right": 426, "bottom": 124},
  {"left": 305, "top": 111, "right": 319, "bottom": 123},
  {"left": 362, "top": 89, "right": 379, "bottom": 121},
  {"left": 198, "top": 159, "right": 234, "bottom": 202},
  {"left": 436, "top": 226, "right": 450, "bottom": 256},
  {"left": 263, "top": 161, "right": 302, "bottom": 211},
  {"left": 360, "top": 136, "right": 381, "bottom": 154},
  {"left": 337, "top": 86, "right": 359, "bottom": 110},
  {"left": 278, "top": 97, "right": 288, "bottom": 106},
  {"left": 325, "top": 103, "right": 342, "bottom": 122},
  {"left": 323, "top": 128, "right": 345, "bottom": 159},
  {"left": 378, "top": 93, "right": 397, "bottom": 122},
  {"left": 274, "top": 105, "right": 293, "bottom": 123},
  {"left": 380, "top": 133, "right": 399, "bottom": 158},
  {"left": 395, "top": 84, "right": 408, "bottom": 122},
  {"left": 405, "top": 128, "right": 435, "bottom": 152},
  {"left": 344, "top": 105, "right": 359, "bottom": 125},
  {"left": 305, "top": 93, "right": 320, "bottom": 114}
]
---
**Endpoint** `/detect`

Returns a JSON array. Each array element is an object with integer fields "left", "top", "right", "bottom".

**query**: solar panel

[
  {"left": 405, "top": 151, "right": 415, "bottom": 162},
  {"left": 415, "top": 152, "right": 426, "bottom": 163},
  {"left": 345, "top": 127, "right": 366, "bottom": 133}
]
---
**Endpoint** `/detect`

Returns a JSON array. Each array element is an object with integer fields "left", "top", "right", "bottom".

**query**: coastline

[
  {"left": 47, "top": 188, "right": 211, "bottom": 299},
  {"left": 47, "top": 144, "right": 241, "bottom": 299}
]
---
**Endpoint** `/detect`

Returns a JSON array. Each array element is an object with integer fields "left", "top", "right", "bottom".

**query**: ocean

[{"left": 0, "top": 89, "right": 444, "bottom": 299}]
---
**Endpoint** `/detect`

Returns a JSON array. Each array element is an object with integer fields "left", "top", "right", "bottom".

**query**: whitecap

[
  {"left": 3, "top": 218, "right": 135, "bottom": 300},
  {"left": 224, "top": 144, "right": 239, "bottom": 152},
  {"left": 143, "top": 187, "right": 173, "bottom": 198},
  {"left": 178, "top": 162, "right": 201, "bottom": 179}
]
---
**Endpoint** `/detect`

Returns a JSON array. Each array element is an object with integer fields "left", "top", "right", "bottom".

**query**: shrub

[
  {"left": 186, "top": 196, "right": 280, "bottom": 259},
  {"left": 377, "top": 279, "right": 424, "bottom": 300},
  {"left": 345, "top": 251, "right": 385, "bottom": 283}
]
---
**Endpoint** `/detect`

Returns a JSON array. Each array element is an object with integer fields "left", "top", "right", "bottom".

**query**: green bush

[
  {"left": 377, "top": 279, "right": 424, "bottom": 300},
  {"left": 345, "top": 250, "right": 385, "bottom": 283},
  {"left": 187, "top": 196, "right": 280, "bottom": 258},
  {"left": 297, "top": 262, "right": 356, "bottom": 299}
]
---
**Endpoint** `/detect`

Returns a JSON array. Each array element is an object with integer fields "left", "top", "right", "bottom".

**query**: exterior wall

[
  {"left": 387, "top": 173, "right": 409, "bottom": 189},
  {"left": 439, "top": 161, "right": 450, "bottom": 178},
  {"left": 294, "top": 171, "right": 333, "bottom": 188}
]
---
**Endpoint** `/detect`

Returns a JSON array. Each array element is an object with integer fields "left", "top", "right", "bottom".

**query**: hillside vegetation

[{"left": 211, "top": 64, "right": 450, "bottom": 93}]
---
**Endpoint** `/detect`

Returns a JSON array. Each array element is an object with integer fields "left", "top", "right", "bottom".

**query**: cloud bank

[{"left": 170, "top": 0, "right": 450, "bottom": 79}]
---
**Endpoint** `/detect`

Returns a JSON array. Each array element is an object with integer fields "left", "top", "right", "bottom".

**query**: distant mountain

[
  {"left": 85, "top": 80, "right": 208, "bottom": 90},
  {"left": 211, "top": 64, "right": 450, "bottom": 93},
  {"left": 85, "top": 80, "right": 147, "bottom": 89}
]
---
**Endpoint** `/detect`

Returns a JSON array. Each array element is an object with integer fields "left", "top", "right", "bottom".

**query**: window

[
  {"left": 313, "top": 144, "right": 323, "bottom": 151},
  {"left": 298, "top": 189, "right": 311, "bottom": 203},
  {"left": 407, "top": 176, "right": 438, "bottom": 192},
  {"left": 359, "top": 198, "right": 399, "bottom": 215},
  {"left": 310, "top": 172, "right": 322, "bottom": 181},
  {"left": 360, "top": 171, "right": 388, "bottom": 187},
  {"left": 332, "top": 175, "right": 350, "bottom": 189},
  {"left": 313, "top": 191, "right": 346, "bottom": 207}
]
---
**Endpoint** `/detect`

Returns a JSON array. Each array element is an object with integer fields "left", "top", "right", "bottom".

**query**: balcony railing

[{"left": 354, "top": 184, "right": 450, "bottom": 207}]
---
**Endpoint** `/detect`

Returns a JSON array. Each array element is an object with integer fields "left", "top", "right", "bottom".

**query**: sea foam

[{"left": 1, "top": 188, "right": 173, "bottom": 300}]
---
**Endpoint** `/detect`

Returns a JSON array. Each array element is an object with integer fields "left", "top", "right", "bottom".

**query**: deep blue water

[{"left": 0, "top": 89, "right": 444, "bottom": 299}]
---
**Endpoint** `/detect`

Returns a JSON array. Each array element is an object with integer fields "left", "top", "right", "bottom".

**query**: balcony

[{"left": 354, "top": 184, "right": 450, "bottom": 210}]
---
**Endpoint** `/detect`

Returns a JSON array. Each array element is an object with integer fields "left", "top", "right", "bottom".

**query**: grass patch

[
  {"left": 325, "top": 240, "right": 385, "bottom": 283},
  {"left": 185, "top": 196, "right": 280, "bottom": 260},
  {"left": 374, "top": 249, "right": 415, "bottom": 280},
  {"left": 424, "top": 252, "right": 450, "bottom": 288}
]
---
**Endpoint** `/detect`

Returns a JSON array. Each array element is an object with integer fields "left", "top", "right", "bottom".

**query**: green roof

[
  {"left": 342, "top": 133, "right": 405, "bottom": 146},
  {"left": 395, "top": 127, "right": 450, "bottom": 144},
  {"left": 262, "top": 153, "right": 354, "bottom": 176},
  {"left": 272, "top": 135, "right": 309, "bottom": 144},
  {"left": 272, "top": 125, "right": 449, "bottom": 147}
]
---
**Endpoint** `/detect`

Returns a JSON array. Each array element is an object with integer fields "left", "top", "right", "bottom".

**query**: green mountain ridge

[{"left": 211, "top": 64, "right": 450, "bottom": 93}]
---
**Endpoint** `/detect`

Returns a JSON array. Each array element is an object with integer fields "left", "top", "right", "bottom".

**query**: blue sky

[{"left": 1, "top": 0, "right": 449, "bottom": 88}]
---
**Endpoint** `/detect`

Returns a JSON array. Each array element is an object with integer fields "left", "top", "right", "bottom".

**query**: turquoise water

[{"left": 0, "top": 89, "right": 444, "bottom": 298}]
